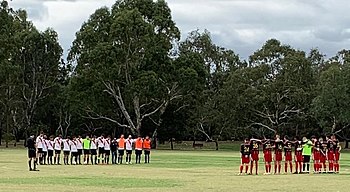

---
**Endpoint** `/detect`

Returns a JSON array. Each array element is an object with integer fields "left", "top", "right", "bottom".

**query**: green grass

[{"left": 0, "top": 147, "right": 350, "bottom": 192}]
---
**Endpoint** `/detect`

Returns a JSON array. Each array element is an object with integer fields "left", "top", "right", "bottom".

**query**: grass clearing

[{"left": 0, "top": 148, "right": 349, "bottom": 192}]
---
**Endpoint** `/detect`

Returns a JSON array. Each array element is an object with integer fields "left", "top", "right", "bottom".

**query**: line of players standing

[
  {"left": 26, "top": 131, "right": 152, "bottom": 171},
  {"left": 240, "top": 135, "right": 341, "bottom": 175}
]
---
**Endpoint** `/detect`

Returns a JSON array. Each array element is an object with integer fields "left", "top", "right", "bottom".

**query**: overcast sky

[{"left": 10, "top": 0, "right": 350, "bottom": 60}]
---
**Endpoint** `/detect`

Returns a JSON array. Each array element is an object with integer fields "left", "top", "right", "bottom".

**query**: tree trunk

[
  {"left": 215, "top": 140, "right": 219, "bottom": 151},
  {"left": 5, "top": 105, "right": 9, "bottom": 148},
  {"left": 0, "top": 125, "right": 2, "bottom": 146},
  {"left": 170, "top": 138, "right": 174, "bottom": 150},
  {"left": 346, "top": 140, "right": 349, "bottom": 149}
]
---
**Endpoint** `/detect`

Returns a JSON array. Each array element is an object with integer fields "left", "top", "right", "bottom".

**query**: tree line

[{"left": 1, "top": 0, "right": 350, "bottom": 149}]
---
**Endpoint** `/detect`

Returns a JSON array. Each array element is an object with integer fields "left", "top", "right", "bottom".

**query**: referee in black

[{"left": 26, "top": 134, "right": 39, "bottom": 171}]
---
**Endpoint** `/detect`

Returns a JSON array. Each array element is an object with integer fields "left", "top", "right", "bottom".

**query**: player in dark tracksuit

[{"left": 26, "top": 135, "right": 39, "bottom": 171}]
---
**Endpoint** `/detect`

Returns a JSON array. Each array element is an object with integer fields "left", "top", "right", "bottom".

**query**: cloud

[{"left": 9, "top": 0, "right": 350, "bottom": 59}]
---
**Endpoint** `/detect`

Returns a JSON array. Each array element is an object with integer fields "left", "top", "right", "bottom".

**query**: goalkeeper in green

[{"left": 302, "top": 137, "right": 313, "bottom": 173}]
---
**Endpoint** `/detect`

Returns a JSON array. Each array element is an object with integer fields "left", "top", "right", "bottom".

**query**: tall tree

[
  {"left": 179, "top": 30, "right": 241, "bottom": 150},
  {"left": 312, "top": 50, "right": 350, "bottom": 146},
  {"left": 69, "top": 0, "right": 184, "bottom": 136}
]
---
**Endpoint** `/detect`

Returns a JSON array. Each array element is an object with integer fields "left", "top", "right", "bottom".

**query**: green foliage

[{"left": 1, "top": 0, "right": 350, "bottom": 144}]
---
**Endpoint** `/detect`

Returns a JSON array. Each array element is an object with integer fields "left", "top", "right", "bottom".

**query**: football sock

[
  {"left": 285, "top": 163, "right": 287, "bottom": 172},
  {"left": 314, "top": 163, "right": 316, "bottom": 172},
  {"left": 274, "top": 164, "right": 277, "bottom": 173},
  {"left": 240, "top": 165, "right": 243, "bottom": 173},
  {"left": 34, "top": 160, "right": 37, "bottom": 169},
  {"left": 289, "top": 162, "right": 292, "bottom": 173},
  {"left": 306, "top": 163, "right": 310, "bottom": 172},
  {"left": 250, "top": 162, "right": 253, "bottom": 174},
  {"left": 334, "top": 163, "right": 338, "bottom": 172},
  {"left": 255, "top": 161, "right": 258, "bottom": 174},
  {"left": 28, "top": 159, "right": 32, "bottom": 170},
  {"left": 245, "top": 165, "right": 248, "bottom": 173},
  {"left": 337, "top": 163, "right": 340, "bottom": 172},
  {"left": 265, "top": 164, "right": 268, "bottom": 173},
  {"left": 329, "top": 163, "right": 333, "bottom": 171},
  {"left": 278, "top": 164, "right": 281, "bottom": 173}
]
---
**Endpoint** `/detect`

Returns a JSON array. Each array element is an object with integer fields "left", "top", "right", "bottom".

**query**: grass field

[{"left": 0, "top": 147, "right": 350, "bottom": 192}]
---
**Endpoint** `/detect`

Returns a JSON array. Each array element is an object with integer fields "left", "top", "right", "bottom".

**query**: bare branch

[
  {"left": 174, "top": 104, "right": 190, "bottom": 113},
  {"left": 333, "top": 124, "right": 350, "bottom": 135},
  {"left": 141, "top": 100, "right": 166, "bottom": 120},
  {"left": 149, "top": 117, "right": 161, "bottom": 127},
  {"left": 249, "top": 122, "right": 276, "bottom": 133},
  {"left": 197, "top": 122, "right": 213, "bottom": 141},
  {"left": 84, "top": 111, "right": 130, "bottom": 129}
]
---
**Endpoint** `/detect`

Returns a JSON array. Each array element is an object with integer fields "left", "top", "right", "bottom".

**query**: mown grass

[{"left": 0, "top": 146, "right": 349, "bottom": 192}]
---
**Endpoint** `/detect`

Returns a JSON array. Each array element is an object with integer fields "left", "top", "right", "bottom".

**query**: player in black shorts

[{"left": 26, "top": 134, "right": 39, "bottom": 171}]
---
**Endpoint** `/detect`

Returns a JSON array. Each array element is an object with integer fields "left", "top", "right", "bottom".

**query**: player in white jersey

[
  {"left": 70, "top": 137, "right": 78, "bottom": 165},
  {"left": 62, "top": 137, "right": 71, "bottom": 165},
  {"left": 104, "top": 136, "right": 111, "bottom": 164},
  {"left": 36, "top": 131, "right": 44, "bottom": 164},
  {"left": 54, "top": 134, "right": 62, "bottom": 165},
  {"left": 41, "top": 135, "right": 48, "bottom": 165},
  {"left": 125, "top": 135, "right": 134, "bottom": 164},
  {"left": 47, "top": 136, "right": 54, "bottom": 165},
  {"left": 96, "top": 135, "right": 105, "bottom": 164},
  {"left": 90, "top": 136, "right": 98, "bottom": 164},
  {"left": 76, "top": 135, "right": 83, "bottom": 165}
]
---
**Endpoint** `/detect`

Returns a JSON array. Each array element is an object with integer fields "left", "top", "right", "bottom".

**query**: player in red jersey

[
  {"left": 332, "top": 135, "right": 341, "bottom": 173},
  {"left": 250, "top": 138, "right": 261, "bottom": 175},
  {"left": 327, "top": 136, "right": 335, "bottom": 173},
  {"left": 262, "top": 139, "right": 273, "bottom": 175},
  {"left": 319, "top": 137, "right": 328, "bottom": 173},
  {"left": 312, "top": 136, "right": 321, "bottom": 173},
  {"left": 273, "top": 135, "right": 284, "bottom": 174},
  {"left": 293, "top": 137, "right": 303, "bottom": 174},
  {"left": 239, "top": 138, "right": 251, "bottom": 175},
  {"left": 283, "top": 136, "right": 293, "bottom": 174}
]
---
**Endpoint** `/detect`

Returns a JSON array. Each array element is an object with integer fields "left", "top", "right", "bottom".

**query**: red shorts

[
  {"left": 335, "top": 152, "right": 340, "bottom": 161},
  {"left": 241, "top": 155, "right": 250, "bottom": 164},
  {"left": 313, "top": 151, "right": 320, "bottom": 161},
  {"left": 251, "top": 150, "right": 259, "bottom": 161},
  {"left": 285, "top": 151, "right": 292, "bottom": 161},
  {"left": 328, "top": 151, "right": 335, "bottom": 161},
  {"left": 320, "top": 154, "right": 326, "bottom": 163},
  {"left": 264, "top": 150, "right": 272, "bottom": 163},
  {"left": 275, "top": 151, "right": 282, "bottom": 161},
  {"left": 295, "top": 152, "right": 303, "bottom": 162}
]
